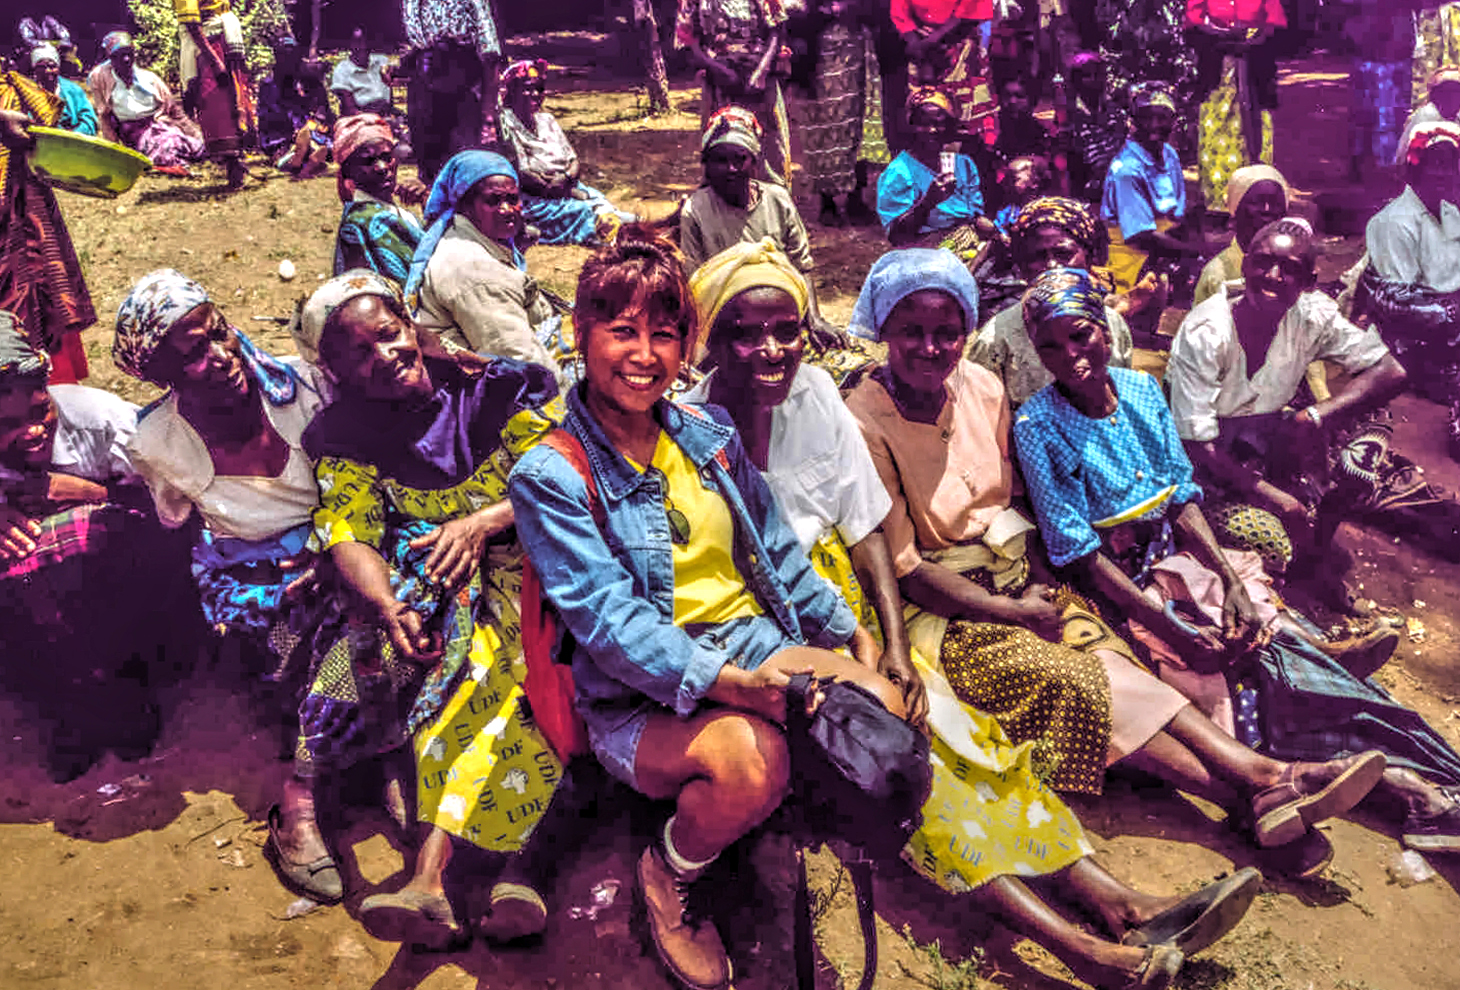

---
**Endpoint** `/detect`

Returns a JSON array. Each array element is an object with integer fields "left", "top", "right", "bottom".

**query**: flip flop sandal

[
  {"left": 1103, "top": 944, "right": 1183, "bottom": 990},
  {"left": 476, "top": 882, "right": 548, "bottom": 943},
  {"left": 264, "top": 805, "right": 343, "bottom": 904},
  {"left": 1120, "top": 867, "right": 1262, "bottom": 957},
  {"left": 358, "top": 889, "right": 464, "bottom": 950}
]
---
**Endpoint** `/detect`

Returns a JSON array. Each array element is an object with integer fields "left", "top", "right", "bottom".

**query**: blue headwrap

[
  {"left": 1021, "top": 267, "right": 1108, "bottom": 336},
  {"left": 847, "top": 249, "right": 980, "bottom": 341},
  {"left": 403, "top": 151, "right": 520, "bottom": 303}
]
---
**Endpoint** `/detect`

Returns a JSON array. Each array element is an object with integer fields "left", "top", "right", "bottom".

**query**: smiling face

[
  {"left": 344, "top": 138, "right": 398, "bottom": 200},
  {"left": 29, "top": 56, "right": 59, "bottom": 91},
  {"left": 581, "top": 301, "right": 685, "bottom": 421},
  {"left": 319, "top": 294, "right": 432, "bottom": 404},
  {"left": 1241, "top": 228, "right": 1314, "bottom": 319},
  {"left": 110, "top": 46, "right": 136, "bottom": 80},
  {"left": 709, "top": 286, "right": 805, "bottom": 409},
  {"left": 1232, "top": 179, "right": 1287, "bottom": 251},
  {"left": 882, "top": 289, "right": 968, "bottom": 397},
  {"left": 143, "top": 303, "right": 251, "bottom": 403},
  {"left": 1015, "top": 224, "right": 1089, "bottom": 280},
  {"left": 0, "top": 379, "right": 57, "bottom": 473},
  {"left": 703, "top": 143, "right": 755, "bottom": 206},
  {"left": 1030, "top": 314, "right": 1112, "bottom": 391},
  {"left": 461, "top": 175, "right": 523, "bottom": 245}
]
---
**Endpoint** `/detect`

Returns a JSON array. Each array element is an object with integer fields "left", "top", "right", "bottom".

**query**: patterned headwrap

[
  {"left": 702, "top": 105, "right": 762, "bottom": 157},
  {"left": 688, "top": 238, "right": 809, "bottom": 360},
  {"left": 0, "top": 312, "right": 48, "bottom": 381},
  {"left": 28, "top": 44, "right": 60, "bottom": 68},
  {"left": 500, "top": 58, "right": 547, "bottom": 93},
  {"left": 908, "top": 85, "right": 959, "bottom": 119},
  {"left": 1404, "top": 120, "right": 1460, "bottom": 169},
  {"left": 1130, "top": 81, "right": 1177, "bottom": 115},
  {"left": 1022, "top": 267, "right": 1108, "bottom": 337},
  {"left": 114, "top": 269, "right": 299, "bottom": 404},
  {"left": 403, "top": 150, "right": 519, "bottom": 302},
  {"left": 1430, "top": 66, "right": 1460, "bottom": 92},
  {"left": 848, "top": 249, "right": 979, "bottom": 341},
  {"left": 333, "top": 112, "right": 396, "bottom": 203},
  {"left": 295, "top": 269, "right": 403, "bottom": 366},
  {"left": 1224, "top": 163, "right": 1289, "bottom": 215},
  {"left": 101, "top": 31, "right": 134, "bottom": 57},
  {"left": 1010, "top": 196, "right": 1109, "bottom": 265}
]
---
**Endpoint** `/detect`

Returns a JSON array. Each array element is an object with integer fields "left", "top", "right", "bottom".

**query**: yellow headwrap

[{"left": 688, "top": 238, "right": 809, "bottom": 361}]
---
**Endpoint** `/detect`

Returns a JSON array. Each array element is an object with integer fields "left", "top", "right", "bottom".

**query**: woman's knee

[{"left": 699, "top": 713, "right": 791, "bottom": 812}]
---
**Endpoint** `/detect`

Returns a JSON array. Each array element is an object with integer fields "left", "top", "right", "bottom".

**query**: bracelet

[{"left": 1302, "top": 405, "right": 1322, "bottom": 428}]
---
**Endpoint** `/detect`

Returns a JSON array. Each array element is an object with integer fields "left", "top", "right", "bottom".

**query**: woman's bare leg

[
  {"left": 1119, "top": 705, "right": 1286, "bottom": 807},
  {"left": 977, "top": 875, "right": 1156, "bottom": 982},
  {"left": 1045, "top": 857, "right": 1181, "bottom": 938}
]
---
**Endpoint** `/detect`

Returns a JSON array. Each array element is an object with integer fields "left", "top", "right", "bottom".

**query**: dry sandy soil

[{"left": 6, "top": 46, "right": 1460, "bottom": 990}]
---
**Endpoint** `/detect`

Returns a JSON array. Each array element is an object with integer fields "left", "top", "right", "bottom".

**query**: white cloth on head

[
  {"left": 1166, "top": 286, "right": 1391, "bottom": 442},
  {"left": 682, "top": 364, "right": 891, "bottom": 555},
  {"left": 1366, "top": 185, "right": 1460, "bottom": 293},
  {"left": 126, "top": 365, "right": 323, "bottom": 541},
  {"left": 48, "top": 384, "right": 140, "bottom": 484}
]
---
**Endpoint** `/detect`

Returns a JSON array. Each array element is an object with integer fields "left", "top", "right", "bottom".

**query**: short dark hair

[{"left": 574, "top": 225, "right": 696, "bottom": 343}]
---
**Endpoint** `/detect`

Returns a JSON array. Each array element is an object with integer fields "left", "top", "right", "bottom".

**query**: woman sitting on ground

[
  {"left": 498, "top": 59, "right": 634, "bottom": 247},
  {"left": 877, "top": 87, "right": 997, "bottom": 254},
  {"left": 113, "top": 270, "right": 396, "bottom": 909},
  {"left": 509, "top": 229, "right": 905, "bottom": 990},
  {"left": 332, "top": 113, "right": 424, "bottom": 285},
  {"left": 681, "top": 240, "right": 1260, "bottom": 990},
  {"left": 1014, "top": 266, "right": 1460, "bottom": 856},
  {"left": 405, "top": 150, "right": 566, "bottom": 376},
  {"left": 844, "top": 249, "right": 1384, "bottom": 850},
  {"left": 25, "top": 44, "right": 94, "bottom": 135},
  {"left": 85, "top": 31, "right": 204, "bottom": 173},
  {"left": 968, "top": 196, "right": 1138, "bottom": 407},
  {"left": 294, "top": 270, "right": 566, "bottom": 948}
]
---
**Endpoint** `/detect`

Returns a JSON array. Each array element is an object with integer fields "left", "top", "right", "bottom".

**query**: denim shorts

[{"left": 583, "top": 613, "right": 794, "bottom": 791}]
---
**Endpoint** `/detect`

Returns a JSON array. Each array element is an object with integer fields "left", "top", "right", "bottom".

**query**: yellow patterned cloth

[
  {"left": 1414, "top": 4, "right": 1460, "bottom": 105},
  {"left": 312, "top": 402, "right": 564, "bottom": 851},
  {"left": 0, "top": 71, "right": 60, "bottom": 200},
  {"left": 808, "top": 534, "right": 1093, "bottom": 891},
  {"left": 1198, "top": 56, "right": 1274, "bottom": 212}
]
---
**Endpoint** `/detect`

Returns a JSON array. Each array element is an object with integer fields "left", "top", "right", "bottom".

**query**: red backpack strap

[{"left": 520, "top": 427, "right": 599, "bottom": 762}]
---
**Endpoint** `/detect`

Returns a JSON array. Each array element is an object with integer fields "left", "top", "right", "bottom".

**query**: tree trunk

[{"left": 632, "top": 0, "right": 671, "bottom": 113}]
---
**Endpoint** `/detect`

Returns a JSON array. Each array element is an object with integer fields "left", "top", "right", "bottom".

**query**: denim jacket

[{"left": 508, "top": 385, "right": 858, "bottom": 720}]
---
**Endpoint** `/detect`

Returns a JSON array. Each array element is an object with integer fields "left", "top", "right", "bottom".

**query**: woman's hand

[
  {"left": 878, "top": 644, "right": 929, "bottom": 731},
  {"left": 1011, "top": 583, "right": 1064, "bottom": 643},
  {"left": 396, "top": 176, "right": 429, "bottom": 206},
  {"left": 0, "top": 504, "right": 41, "bottom": 561},
  {"left": 0, "top": 108, "right": 34, "bottom": 151},
  {"left": 1221, "top": 577, "right": 1271, "bottom": 653},
  {"left": 922, "top": 171, "right": 958, "bottom": 208},
  {"left": 280, "top": 552, "right": 320, "bottom": 599},
  {"left": 715, "top": 658, "right": 815, "bottom": 724},
  {"left": 409, "top": 503, "right": 511, "bottom": 591},
  {"left": 379, "top": 600, "right": 442, "bottom": 662}
]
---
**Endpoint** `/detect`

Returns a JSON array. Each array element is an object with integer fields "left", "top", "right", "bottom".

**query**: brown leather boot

[{"left": 638, "top": 843, "right": 731, "bottom": 990}]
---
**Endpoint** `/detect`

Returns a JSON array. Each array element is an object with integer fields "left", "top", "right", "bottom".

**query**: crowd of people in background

[{"left": 12, "top": 2, "right": 1460, "bottom": 989}]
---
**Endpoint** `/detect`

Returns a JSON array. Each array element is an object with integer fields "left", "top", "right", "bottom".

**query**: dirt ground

[{"left": 7, "top": 44, "right": 1460, "bottom": 990}]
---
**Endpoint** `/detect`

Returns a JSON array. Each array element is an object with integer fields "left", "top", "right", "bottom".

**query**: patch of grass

[{"left": 894, "top": 924, "right": 984, "bottom": 990}]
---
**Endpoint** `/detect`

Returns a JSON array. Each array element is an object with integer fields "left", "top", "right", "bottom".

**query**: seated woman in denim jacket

[{"left": 508, "top": 229, "right": 902, "bottom": 990}]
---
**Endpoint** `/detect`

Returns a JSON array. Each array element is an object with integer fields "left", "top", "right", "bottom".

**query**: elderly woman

[
  {"left": 293, "top": 270, "right": 564, "bottom": 948},
  {"left": 509, "top": 229, "right": 903, "bottom": 990},
  {"left": 498, "top": 59, "right": 633, "bottom": 247},
  {"left": 112, "top": 270, "right": 406, "bottom": 908},
  {"left": 968, "top": 196, "right": 1136, "bottom": 407},
  {"left": 85, "top": 31, "right": 205, "bottom": 172},
  {"left": 844, "top": 249, "right": 1384, "bottom": 851},
  {"left": 877, "top": 88, "right": 995, "bottom": 252},
  {"left": 1, "top": 67, "right": 93, "bottom": 383},
  {"left": 25, "top": 44, "right": 95, "bottom": 135},
  {"left": 675, "top": 0, "right": 791, "bottom": 188},
  {"left": 405, "top": 150, "right": 565, "bottom": 376},
  {"left": 1101, "top": 83, "right": 1209, "bottom": 293},
  {"left": 332, "top": 113, "right": 424, "bottom": 285},
  {"left": 1014, "top": 265, "right": 1460, "bottom": 855},
  {"left": 679, "top": 241, "right": 1258, "bottom": 990}
]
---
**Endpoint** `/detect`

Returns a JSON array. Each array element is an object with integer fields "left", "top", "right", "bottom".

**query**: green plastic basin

[{"left": 26, "top": 125, "right": 152, "bottom": 199}]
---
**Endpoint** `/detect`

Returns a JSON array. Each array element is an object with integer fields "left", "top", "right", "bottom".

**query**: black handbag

[{"left": 784, "top": 672, "right": 933, "bottom": 990}]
